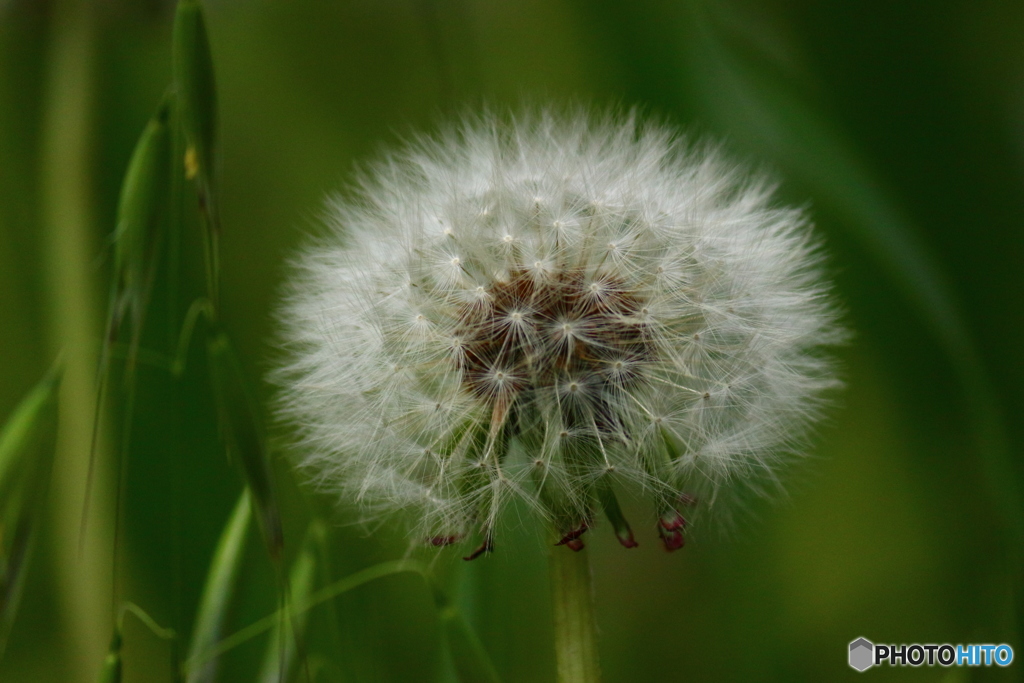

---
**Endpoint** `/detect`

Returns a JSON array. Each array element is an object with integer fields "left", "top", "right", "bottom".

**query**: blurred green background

[{"left": 1, "top": 0, "right": 1022, "bottom": 681}]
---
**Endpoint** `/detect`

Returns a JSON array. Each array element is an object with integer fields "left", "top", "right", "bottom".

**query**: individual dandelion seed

[{"left": 272, "top": 109, "right": 844, "bottom": 558}]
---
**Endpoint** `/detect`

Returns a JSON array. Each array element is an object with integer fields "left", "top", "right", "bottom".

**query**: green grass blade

[
  {"left": 431, "top": 582, "right": 502, "bottom": 683},
  {"left": 185, "top": 488, "right": 251, "bottom": 683},
  {"left": 172, "top": 0, "right": 216, "bottom": 186},
  {"left": 172, "top": 0, "right": 221, "bottom": 307},
  {"left": 206, "top": 330, "right": 284, "bottom": 560},
  {"left": 83, "top": 91, "right": 174, "bottom": 575},
  {"left": 100, "top": 94, "right": 176, "bottom": 616},
  {"left": 308, "top": 522, "right": 345, "bottom": 663},
  {"left": 256, "top": 523, "right": 319, "bottom": 683},
  {"left": 110, "top": 94, "right": 173, "bottom": 369},
  {"left": 0, "top": 368, "right": 60, "bottom": 662},
  {"left": 0, "top": 367, "right": 60, "bottom": 502},
  {"left": 186, "top": 550, "right": 500, "bottom": 681},
  {"left": 186, "top": 560, "right": 426, "bottom": 671},
  {"left": 0, "top": 497, "right": 36, "bottom": 665},
  {"left": 113, "top": 96, "right": 171, "bottom": 313}
]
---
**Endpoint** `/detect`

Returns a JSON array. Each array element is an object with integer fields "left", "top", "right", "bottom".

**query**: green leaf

[
  {"left": 0, "top": 367, "right": 60, "bottom": 661},
  {"left": 0, "top": 367, "right": 59, "bottom": 503},
  {"left": 185, "top": 488, "right": 251, "bottom": 683},
  {"left": 257, "top": 523, "right": 320, "bottom": 683},
  {"left": 172, "top": 0, "right": 221, "bottom": 307},
  {"left": 113, "top": 96, "right": 171, "bottom": 312},
  {"left": 172, "top": 0, "right": 217, "bottom": 185},
  {"left": 206, "top": 330, "right": 284, "bottom": 560}
]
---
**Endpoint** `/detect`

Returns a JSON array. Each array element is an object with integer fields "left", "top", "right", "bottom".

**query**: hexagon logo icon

[{"left": 849, "top": 637, "right": 874, "bottom": 672}]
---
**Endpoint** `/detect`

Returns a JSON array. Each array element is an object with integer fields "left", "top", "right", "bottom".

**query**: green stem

[
  {"left": 549, "top": 545, "right": 601, "bottom": 683},
  {"left": 39, "top": 0, "right": 113, "bottom": 678}
]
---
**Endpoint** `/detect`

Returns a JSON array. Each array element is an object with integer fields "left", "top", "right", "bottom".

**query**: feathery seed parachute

[{"left": 273, "top": 111, "right": 843, "bottom": 556}]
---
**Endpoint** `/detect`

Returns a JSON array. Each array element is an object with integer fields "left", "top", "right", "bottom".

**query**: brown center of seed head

[{"left": 456, "top": 268, "right": 655, "bottom": 433}]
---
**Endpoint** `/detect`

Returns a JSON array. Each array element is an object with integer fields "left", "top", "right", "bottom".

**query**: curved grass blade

[
  {"left": 0, "top": 367, "right": 60, "bottom": 662},
  {"left": 185, "top": 488, "right": 251, "bottom": 683},
  {"left": 82, "top": 95, "right": 172, "bottom": 553},
  {"left": 0, "top": 367, "right": 60, "bottom": 502},
  {"left": 186, "top": 560, "right": 426, "bottom": 672},
  {"left": 431, "top": 581, "right": 501, "bottom": 683},
  {"left": 185, "top": 556, "right": 501, "bottom": 683},
  {"left": 681, "top": 0, "right": 1022, "bottom": 551},
  {"left": 257, "top": 523, "right": 320, "bottom": 683},
  {"left": 0, "top": 495, "right": 36, "bottom": 665},
  {"left": 206, "top": 330, "right": 284, "bottom": 561},
  {"left": 110, "top": 95, "right": 173, "bottom": 374}
]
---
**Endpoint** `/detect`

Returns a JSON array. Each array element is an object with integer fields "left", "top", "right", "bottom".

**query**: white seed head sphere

[{"left": 274, "top": 111, "right": 843, "bottom": 555}]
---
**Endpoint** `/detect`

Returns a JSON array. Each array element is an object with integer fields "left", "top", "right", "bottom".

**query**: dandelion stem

[{"left": 549, "top": 544, "right": 601, "bottom": 683}]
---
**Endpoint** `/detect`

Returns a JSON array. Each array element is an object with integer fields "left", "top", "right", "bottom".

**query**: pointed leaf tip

[{"left": 172, "top": 0, "right": 217, "bottom": 182}]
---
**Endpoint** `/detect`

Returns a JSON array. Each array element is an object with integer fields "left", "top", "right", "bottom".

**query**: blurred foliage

[{"left": 1, "top": 0, "right": 1022, "bottom": 681}]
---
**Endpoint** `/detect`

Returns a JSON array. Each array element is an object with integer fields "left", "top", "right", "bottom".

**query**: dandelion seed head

[{"left": 273, "top": 109, "right": 844, "bottom": 553}]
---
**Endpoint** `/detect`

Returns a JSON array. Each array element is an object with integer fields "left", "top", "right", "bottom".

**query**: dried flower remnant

[{"left": 274, "top": 110, "right": 843, "bottom": 557}]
